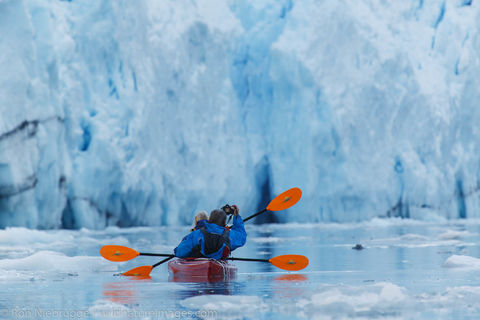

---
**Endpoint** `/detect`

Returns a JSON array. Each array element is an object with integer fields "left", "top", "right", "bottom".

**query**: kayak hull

[{"left": 168, "top": 258, "right": 237, "bottom": 282}]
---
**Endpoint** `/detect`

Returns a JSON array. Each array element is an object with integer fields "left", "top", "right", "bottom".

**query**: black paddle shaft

[
  {"left": 152, "top": 255, "right": 175, "bottom": 268},
  {"left": 140, "top": 252, "right": 173, "bottom": 257},
  {"left": 138, "top": 254, "right": 270, "bottom": 264},
  {"left": 227, "top": 257, "right": 269, "bottom": 263},
  {"left": 243, "top": 209, "right": 267, "bottom": 223}
]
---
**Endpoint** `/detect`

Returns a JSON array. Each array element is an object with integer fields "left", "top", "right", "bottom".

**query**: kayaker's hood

[{"left": 195, "top": 219, "right": 207, "bottom": 229}]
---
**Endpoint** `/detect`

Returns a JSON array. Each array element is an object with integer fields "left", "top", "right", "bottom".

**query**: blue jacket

[{"left": 174, "top": 215, "right": 247, "bottom": 260}]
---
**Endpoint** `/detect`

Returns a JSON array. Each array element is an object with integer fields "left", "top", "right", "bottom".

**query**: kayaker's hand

[{"left": 231, "top": 205, "right": 239, "bottom": 216}]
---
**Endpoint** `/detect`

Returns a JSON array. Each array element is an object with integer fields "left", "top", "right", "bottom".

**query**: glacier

[{"left": 0, "top": 0, "right": 480, "bottom": 229}]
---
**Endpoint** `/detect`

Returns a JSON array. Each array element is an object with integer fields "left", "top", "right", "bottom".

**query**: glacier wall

[{"left": 0, "top": 0, "right": 480, "bottom": 228}]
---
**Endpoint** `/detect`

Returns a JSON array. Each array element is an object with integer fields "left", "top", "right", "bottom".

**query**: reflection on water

[
  {"left": 169, "top": 281, "right": 238, "bottom": 300},
  {"left": 103, "top": 277, "right": 152, "bottom": 305},
  {"left": 274, "top": 274, "right": 308, "bottom": 282},
  {"left": 169, "top": 273, "right": 236, "bottom": 284}
]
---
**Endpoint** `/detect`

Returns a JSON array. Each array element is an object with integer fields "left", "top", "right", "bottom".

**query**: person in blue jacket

[{"left": 174, "top": 205, "right": 247, "bottom": 260}]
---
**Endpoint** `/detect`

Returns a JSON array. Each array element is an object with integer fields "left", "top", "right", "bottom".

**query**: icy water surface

[{"left": 1, "top": 219, "right": 480, "bottom": 319}]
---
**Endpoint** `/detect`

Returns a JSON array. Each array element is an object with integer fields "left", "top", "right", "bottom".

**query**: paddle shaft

[
  {"left": 142, "top": 253, "right": 269, "bottom": 264},
  {"left": 152, "top": 255, "right": 175, "bottom": 268},
  {"left": 243, "top": 208, "right": 267, "bottom": 223},
  {"left": 227, "top": 257, "right": 269, "bottom": 263},
  {"left": 140, "top": 252, "right": 173, "bottom": 257}
]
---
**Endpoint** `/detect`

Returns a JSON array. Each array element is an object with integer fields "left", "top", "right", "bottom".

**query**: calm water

[{"left": 1, "top": 219, "right": 480, "bottom": 319}]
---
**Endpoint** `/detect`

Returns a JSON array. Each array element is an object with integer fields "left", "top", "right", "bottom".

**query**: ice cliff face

[{"left": 0, "top": 0, "right": 479, "bottom": 228}]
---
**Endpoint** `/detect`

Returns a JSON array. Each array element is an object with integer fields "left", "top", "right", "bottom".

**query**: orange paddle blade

[
  {"left": 100, "top": 245, "right": 140, "bottom": 262},
  {"left": 267, "top": 187, "right": 302, "bottom": 211},
  {"left": 122, "top": 265, "right": 153, "bottom": 277},
  {"left": 269, "top": 254, "right": 309, "bottom": 271}
]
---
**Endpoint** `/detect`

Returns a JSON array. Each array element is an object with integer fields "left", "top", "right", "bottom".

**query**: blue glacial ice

[{"left": 1, "top": 0, "right": 480, "bottom": 228}]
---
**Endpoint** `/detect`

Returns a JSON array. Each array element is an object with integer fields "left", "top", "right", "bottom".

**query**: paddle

[
  {"left": 100, "top": 245, "right": 172, "bottom": 262},
  {"left": 228, "top": 254, "right": 309, "bottom": 271},
  {"left": 121, "top": 254, "right": 309, "bottom": 277},
  {"left": 242, "top": 187, "right": 302, "bottom": 223},
  {"left": 100, "top": 245, "right": 309, "bottom": 271}
]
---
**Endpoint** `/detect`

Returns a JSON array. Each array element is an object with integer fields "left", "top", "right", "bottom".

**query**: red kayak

[{"left": 168, "top": 258, "right": 237, "bottom": 281}]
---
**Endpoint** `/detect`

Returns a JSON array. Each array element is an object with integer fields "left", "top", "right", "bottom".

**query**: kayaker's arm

[
  {"left": 229, "top": 215, "right": 247, "bottom": 250},
  {"left": 174, "top": 231, "right": 199, "bottom": 258}
]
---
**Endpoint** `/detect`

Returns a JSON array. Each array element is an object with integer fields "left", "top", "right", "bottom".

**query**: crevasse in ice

[{"left": 1, "top": 0, "right": 479, "bottom": 228}]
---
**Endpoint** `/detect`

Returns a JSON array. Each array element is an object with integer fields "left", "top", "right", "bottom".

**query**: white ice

[
  {"left": 443, "top": 254, "right": 480, "bottom": 269},
  {"left": 1, "top": 0, "right": 480, "bottom": 229}
]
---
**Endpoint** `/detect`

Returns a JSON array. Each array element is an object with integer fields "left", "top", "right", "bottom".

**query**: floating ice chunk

[
  {"left": 0, "top": 227, "right": 74, "bottom": 245},
  {"left": 251, "top": 236, "right": 310, "bottom": 244},
  {"left": 0, "top": 251, "right": 116, "bottom": 273},
  {"left": 300, "top": 284, "right": 480, "bottom": 318},
  {"left": 180, "top": 295, "right": 268, "bottom": 320},
  {"left": 438, "top": 230, "right": 470, "bottom": 240},
  {"left": 416, "top": 286, "right": 480, "bottom": 314},
  {"left": 0, "top": 227, "right": 129, "bottom": 256},
  {"left": 443, "top": 255, "right": 480, "bottom": 269},
  {"left": 399, "top": 233, "right": 429, "bottom": 241},
  {"left": 379, "top": 282, "right": 407, "bottom": 302},
  {"left": 297, "top": 282, "right": 407, "bottom": 318}
]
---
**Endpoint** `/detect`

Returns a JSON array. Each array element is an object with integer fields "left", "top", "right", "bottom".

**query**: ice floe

[{"left": 443, "top": 255, "right": 480, "bottom": 269}]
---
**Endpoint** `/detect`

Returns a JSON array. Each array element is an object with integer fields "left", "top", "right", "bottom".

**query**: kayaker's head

[
  {"left": 194, "top": 210, "right": 208, "bottom": 225},
  {"left": 209, "top": 209, "right": 226, "bottom": 227}
]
